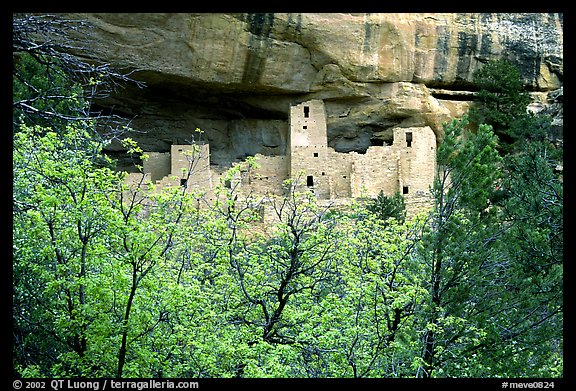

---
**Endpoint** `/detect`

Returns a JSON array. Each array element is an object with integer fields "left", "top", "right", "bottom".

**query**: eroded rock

[{"left": 56, "top": 13, "right": 562, "bottom": 162}]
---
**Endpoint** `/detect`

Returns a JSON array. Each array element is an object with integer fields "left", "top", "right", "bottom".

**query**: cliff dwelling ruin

[{"left": 124, "top": 99, "right": 437, "bottom": 220}]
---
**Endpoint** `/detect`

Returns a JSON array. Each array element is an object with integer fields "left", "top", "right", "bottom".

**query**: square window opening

[{"left": 403, "top": 186, "right": 409, "bottom": 194}]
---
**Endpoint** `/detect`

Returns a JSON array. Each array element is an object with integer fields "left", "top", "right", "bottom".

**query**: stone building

[
  {"left": 287, "top": 100, "right": 436, "bottom": 203},
  {"left": 124, "top": 99, "right": 437, "bottom": 219}
]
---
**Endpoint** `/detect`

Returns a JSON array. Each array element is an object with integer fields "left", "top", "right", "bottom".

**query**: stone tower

[{"left": 289, "top": 99, "right": 330, "bottom": 198}]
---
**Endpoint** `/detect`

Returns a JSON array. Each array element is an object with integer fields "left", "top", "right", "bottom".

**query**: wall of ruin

[
  {"left": 326, "top": 150, "right": 352, "bottom": 199},
  {"left": 349, "top": 147, "right": 399, "bottom": 198},
  {"left": 124, "top": 172, "right": 152, "bottom": 188},
  {"left": 245, "top": 154, "right": 290, "bottom": 196},
  {"left": 169, "top": 144, "right": 214, "bottom": 194},
  {"left": 291, "top": 145, "right": 331, "bottom": 198},
  {"left": 289, "top": 100, "right": 328, "bottom": 147},
  {"left": 143, "top": 152, "right": 171, "bottom": 182},
  {"left": 123, "top": 98, "right": 438, "bottom": 224},
  {"left": 289, "top": 100, "right": 333, "bottom": 199},
  {"left": 394, "top": 126, "right": 436, "bottom": 196}
]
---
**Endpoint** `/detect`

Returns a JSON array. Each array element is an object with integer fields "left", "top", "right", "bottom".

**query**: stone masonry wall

[
  {"left": 143, "top": 152, "right": 170, "bottom": 182},
  {"left": 247, "top": 154, "right": 290, "bottom": 196},
  {"left": 395, "top": 126, "right": 437, "bottom": 196},
  {"left": 349, "top": 147, "right": 399, "bottom": 198},
  {"left": 289, "top": 100, "right": 331, "bottom": 198},
  {"left": 123, "top": 98, "right": 437, "bottom": 222}
]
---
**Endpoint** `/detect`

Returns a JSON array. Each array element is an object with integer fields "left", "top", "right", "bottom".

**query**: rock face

[{"left": 61, "top": 13, "right": 563, "bottom": 166}]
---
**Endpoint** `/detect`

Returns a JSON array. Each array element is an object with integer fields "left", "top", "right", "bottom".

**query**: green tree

[
  {"left": 488, "top": 140, "right": 563, "bottom": 377},
  {"left": 366, "top": 190, "right": 406, "bottom": 224},
  {"left": 468, "top": 59, "right": 532, "bottom": 154},
  {"left": 416, "top": 115, "right": 502, "bottom": 377},
  {"left": 13, "top": 122, "right": 235, "bottom": 377},
  {"left": 414, "top": 111, "right": 562, "bottom": 377},
  {"left": 13, "top": 122, "right": 123, "bottom": 376},
  {"left": 466, "top": 60, "right": 562, "bottom": 376},
  {"left": 297, "top": 209, "right": 426, "bottom": 377},
  {"left": 221, "top": 176, "right": 340, "bottom": 377},
  {"left": 13, "top": 14, "right": 156, "bottom": 377},
  {"left": 13, "top": 52, "right": 87, "bottom": 129}
]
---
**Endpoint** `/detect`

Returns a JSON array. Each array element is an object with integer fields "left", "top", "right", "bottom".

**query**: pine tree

[{"left": 469, "top": 59, "right": 532, "bottom": 154}]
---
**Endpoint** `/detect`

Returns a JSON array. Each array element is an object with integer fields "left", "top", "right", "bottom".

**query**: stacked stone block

[{"left": 123, "top": 98, "right": 437, "bottom": 223}]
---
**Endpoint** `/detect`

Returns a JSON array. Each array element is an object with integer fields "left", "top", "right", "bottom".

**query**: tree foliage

[
  {"left": 13, "top": 13, "right": 144, "bottom": 140},
  {"left": 366, "top": 190, "right": 406, "bottom": 225},
  {"left": 469, "top": 59, "right": 534, "bottom": 154}
]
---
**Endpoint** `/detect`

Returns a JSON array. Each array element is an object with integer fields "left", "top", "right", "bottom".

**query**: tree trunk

[{"left": 117, "top": 264, "right": 138, "bottom": 378}]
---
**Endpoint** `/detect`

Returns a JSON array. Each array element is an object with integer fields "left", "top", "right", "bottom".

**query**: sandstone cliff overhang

[{"left": 51, "top": 13, "right": 562, "bottom": 165}]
